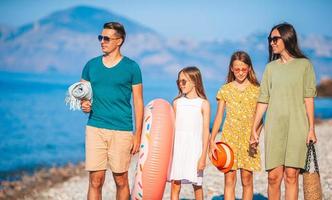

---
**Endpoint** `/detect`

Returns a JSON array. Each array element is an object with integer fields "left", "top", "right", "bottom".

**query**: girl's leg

[
  {"left": 193, "top": 184, "right": 203, "bottom": 200},
  {"left": 284, "top": 167, "right": 300, "bottom": 200},
  {"left": 267, "top": 166, "right": 284, "bottom": 200},
  {"left": 240, "top": 169, "right": 253, "bottom": 200},
  {"left": 171, "top": 180, "right": 181, "bottom": 200},
  {"left": 224, "top": 170, "right": 237, "bottom": 200}
]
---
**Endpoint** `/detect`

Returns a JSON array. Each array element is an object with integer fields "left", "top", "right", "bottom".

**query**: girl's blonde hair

[
  {"left": 226, "top": 51, "right": 260, "bottom": 86},
  {"left": 174, "top": 66, "right": 207, "bottom": 101}
]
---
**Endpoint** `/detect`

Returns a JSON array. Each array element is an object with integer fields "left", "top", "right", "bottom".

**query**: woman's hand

[
  {"left": 249, "top": 130, "right": 259, "bottom": 150},
  {"left": 306, "top": 128, "right": 317, "bottom": 144}
]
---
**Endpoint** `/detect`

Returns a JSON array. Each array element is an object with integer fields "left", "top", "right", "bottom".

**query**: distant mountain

[
  {"left": 0, "top": 24, "right": 14, "bottom": 40},
  {"left": 0, "top": 5, "right": 331, "bottom": 82},
  {"left": 0, "top": 6, "right": 162, "bottom": 75}
]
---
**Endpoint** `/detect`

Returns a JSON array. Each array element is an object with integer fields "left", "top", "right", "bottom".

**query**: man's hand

[
  {"left": 131, "top": 133, "right": 141, "bottom": 154},
  {"left": 81, "top": 100, "right": 91, "bottom": 113}
]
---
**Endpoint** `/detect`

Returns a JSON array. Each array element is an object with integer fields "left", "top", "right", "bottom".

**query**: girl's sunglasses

[
  {"left": 233, "top": 68, "right": 249, "bottom": 74},
  {"left": 268, "top": 36, "right": 282, "bottom": 44},
  {"left": 176, "top": 79, "right": 187, "bottom": 86}
]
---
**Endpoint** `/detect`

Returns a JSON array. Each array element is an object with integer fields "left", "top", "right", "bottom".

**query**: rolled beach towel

[{"left": 65, "top": 82, "right": 92, "bottom": 111}]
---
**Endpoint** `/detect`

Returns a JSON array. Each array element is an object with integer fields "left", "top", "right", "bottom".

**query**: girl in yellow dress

[{"left": 209, "top": 51, "right": 262, "bottom": 200}]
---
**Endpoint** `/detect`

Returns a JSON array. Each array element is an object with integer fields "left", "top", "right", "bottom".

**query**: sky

[{"left": 1, "top": 0, "right": 332, "bottom": 41}]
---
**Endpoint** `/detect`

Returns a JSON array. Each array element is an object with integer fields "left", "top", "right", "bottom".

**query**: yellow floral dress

[{"left": 216, "top": 82, "right": 261, "bottom": 171}]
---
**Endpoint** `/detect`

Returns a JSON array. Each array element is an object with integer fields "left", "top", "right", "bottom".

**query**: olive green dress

[{"left": 258, "top": 58, "right": 317, "bottom": 170}]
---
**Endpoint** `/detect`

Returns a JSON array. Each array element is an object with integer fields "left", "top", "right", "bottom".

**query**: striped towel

[{"left": 65, "top": 82, "right": 92, "bottom": 111}]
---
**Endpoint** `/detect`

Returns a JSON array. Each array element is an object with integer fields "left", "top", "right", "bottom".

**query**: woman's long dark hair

[
  {"left": 226, "top": 51, "right": 260, "bottom": 86},
  {"left": 268, "top": 23, "right": 307, "bottom": 61}
]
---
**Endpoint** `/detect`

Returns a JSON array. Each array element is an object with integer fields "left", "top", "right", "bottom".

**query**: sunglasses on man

[{"left": 98, "top": 35, "right": 120, "bottom": 43}]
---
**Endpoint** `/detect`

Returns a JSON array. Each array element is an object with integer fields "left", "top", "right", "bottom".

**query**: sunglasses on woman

[{"left": 268, "top": 36, "right": 282, "bottom": 44}]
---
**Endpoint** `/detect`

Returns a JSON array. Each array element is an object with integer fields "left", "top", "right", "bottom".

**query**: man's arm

[
  {"left": 80, "top": 79, "right": 91, "bottom": 113},
  {"left": 131, "top": 83, "right": 144, "bottom": 154}
]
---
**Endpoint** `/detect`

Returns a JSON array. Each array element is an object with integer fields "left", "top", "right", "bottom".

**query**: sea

[{"left": 0, "top": 71, "right": 331, "bottom": 181}]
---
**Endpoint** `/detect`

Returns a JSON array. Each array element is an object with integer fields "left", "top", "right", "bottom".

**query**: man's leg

[
  {"left": 109, "top": 130, "right": 133, "bottom": 199},
  {"left": 88, "top": 170, "right": 106, "bottom": 200},
  {"left": 85, "top": 126, "right": 108, "bottom": 200},
  {"left": 113, "top": 172, "right": 130, "bottom": 200}
]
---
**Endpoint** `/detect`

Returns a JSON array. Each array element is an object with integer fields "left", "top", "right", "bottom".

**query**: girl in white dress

[{"left": 169, "top": 66, "right": 210, "bottom": 200}]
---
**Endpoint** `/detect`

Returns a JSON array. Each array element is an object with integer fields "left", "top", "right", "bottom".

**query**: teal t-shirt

[{"left": 81, "top": 56, "right": 142, "bottom": 131}]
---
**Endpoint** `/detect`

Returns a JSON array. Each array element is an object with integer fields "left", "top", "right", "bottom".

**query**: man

[{"left": 80, "top": 22, "right": 143, "bottom": 200}]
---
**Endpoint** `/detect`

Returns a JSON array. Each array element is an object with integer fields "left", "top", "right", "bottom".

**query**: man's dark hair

[{"left": 103, "top": 22, "right": 126, "bottom": 46}]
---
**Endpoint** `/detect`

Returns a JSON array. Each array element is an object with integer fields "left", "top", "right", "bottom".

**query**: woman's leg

[
  {"left": 284, "top": 167, "right": 300, "bottom": 200},
  {"left": 224, "top": 170, "right": 237, "bottom": 200},
  {"left": 240, "top": 169, "right": 253, "bottom": 200},
  {"left": 193, "top": 184, "right": 203, "bottom": 200},
  {"left": 267, "top": 166, "right": 284, "bottom": 200},
  {"left": 171, "top": 180, "right": 181, "bottom": 200}
]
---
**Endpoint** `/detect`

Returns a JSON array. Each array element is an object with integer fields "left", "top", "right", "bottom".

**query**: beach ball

[{"left": 210, "top": 141, "right": 234, "bottom": 173}]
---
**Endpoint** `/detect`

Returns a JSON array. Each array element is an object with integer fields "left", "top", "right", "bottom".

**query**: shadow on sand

[
  {"left": 211, "top": 193, "right": 267, "bottom": 200},
  {"left": 179, "top": 193, "right": 267, "bottom": 200}
]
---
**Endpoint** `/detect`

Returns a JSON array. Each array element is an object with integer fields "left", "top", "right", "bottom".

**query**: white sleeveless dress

[{"left": 169, "top": 97, "right": 204, "bottom": 185}]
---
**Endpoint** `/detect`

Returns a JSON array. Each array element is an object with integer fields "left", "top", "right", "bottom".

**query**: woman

[{"left": 250, "top": 23, "right": 317, "bottom": 200}]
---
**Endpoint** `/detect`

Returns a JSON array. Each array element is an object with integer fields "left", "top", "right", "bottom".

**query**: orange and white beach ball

[{"left": 210, "top": 141, "right": 234, "bottom": 173}]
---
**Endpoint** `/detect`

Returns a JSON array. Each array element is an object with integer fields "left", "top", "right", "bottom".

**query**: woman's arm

[
  {"left": 304, "top": 97, "right": 317, "bottom": 144},
  {"left": 250, "top": 103, "right": 268, "bottom": 146}
]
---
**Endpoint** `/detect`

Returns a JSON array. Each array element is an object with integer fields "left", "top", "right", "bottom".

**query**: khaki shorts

[{"left": 85, "top": 126, "right": 133, "bottom": 173}]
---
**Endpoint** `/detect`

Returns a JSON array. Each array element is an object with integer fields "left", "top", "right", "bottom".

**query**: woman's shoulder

[
  {"left": 266, "top": 59, "right": 279, "bottom": 68},
  {"left": 294, "top": 58, "right": 312, "bottom": 66},
  {"left": 267, "top": 58, "right": 311, "bottom": 66}
]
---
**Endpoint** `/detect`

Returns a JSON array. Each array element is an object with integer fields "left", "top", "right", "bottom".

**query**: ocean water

[{"left": 0, "top": 72, "right": 331, "bottom": 180}]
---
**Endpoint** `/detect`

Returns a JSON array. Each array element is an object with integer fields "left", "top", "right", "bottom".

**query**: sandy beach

[{"left": 1, "top": 121, "right": 331, "bottom": 200}]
